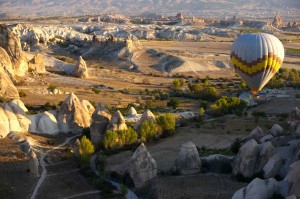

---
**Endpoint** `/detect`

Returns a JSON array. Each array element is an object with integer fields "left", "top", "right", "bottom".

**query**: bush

[
  {"left": 142, "top": 78, "right": 150, "bottom": 85},
  {"left": 118, "top": 127, "right": 138, "bottom": 146},
  {"left": 79, "top": 136, "right": 95, "bottom": 166},
  {"left": 92, "top": 87, "right": 101, "bottom": 94},
  {"left": 231, "top": 138, "right": 242, "bottom": 154},
  {"left": 120, "top": 184, "right": 128, "bottom": 196},
  {"left": 48, "top": 84, "right": 58, "bottom": 90},
  {"left": 172, "top": 79, "right": 184, "bottom": 90},
  {"left": 19, "top": 91, "right": 27, "bottom": 98},
  {"left": 140, "top": 120, "right": 161, "bottom": 142},
  {"left": 210, "top": 96, "right": 247, "bottom": 116},
  {"left": 167, "top": 98, "right": 180, "bottom": 109},
  {"left": 157, "top": 113, "right": 176, "bottom": 136},
  {"left": 102, "top": 130, "right": 119, "bottom": 150}
]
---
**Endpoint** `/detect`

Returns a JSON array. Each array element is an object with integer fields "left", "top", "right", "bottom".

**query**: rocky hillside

[{"left": 0, "top": 0, "right": 299, "bottom": 17}]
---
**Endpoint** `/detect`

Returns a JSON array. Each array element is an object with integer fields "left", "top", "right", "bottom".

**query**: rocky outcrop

[
  {"left": 28, "top": 53, "right": 46, "bottom": 73},
  {"left": 37, "top": 111, "right": 60, "bottom": 135},
  {"left": 29, "top": 150, "right": 39, "bottom": 177},
  {"left": 136, "top": 109, "right": 155, "bottom": 129},
  {"left": 288, "top": 107, "right": 300, "bottom": 132},
  {"left": 73, "top": 56, "right": 88, "bottom": 78},
  {"left": 107, "top": 110, "right": 127, "bottom": 132},
  {"left": 130, "top": 143, "right": 157, "bottom": 188},
  {"left": 247, "top": 126, "right": 264, "bottom": 142},
  {"left": 73, "top": 139, "right": 81, "bottom": 157},
  {"left": 232, "top": 178, "right": 278, "bottom": 199},
  {"left": 58, "top": 93, "right": 91, "bottom": 133},
  {"left": 255, "top": 141, "right": 275, "bottom": 174},
  {"left": 175, "top": 141, "right": 201, "bottom": 174},
  {"left": 270, "top": 124, "right": 284, "bottom": 137},
  {"left": 232, "top": 139, "right": 259, "bottom": 178},
  {"left": 128, "top": 107, "right": 137, "bottom": 116},
  {"left": 0, "top": 24, "right": 28, "bottom": 77},
  {"left": 280, "top": 160, "right": 300, "bottom": 198},
  {"left": 273, "top": 14, "right": 283, "bottom": 28},
  {"left": 0, "top": 47, "right": 14, "bottom": 78},
  {"left": 90, "top": 103, "right": 111, "bottom": 146},
  {"left": 8, "top": 99, "right": 30, "bottom": 132},
  {"left": 81, "top": 100, "right": 95, "bottom": 115},
  {"left": 0, "top": 67, "right": 19, "bottom": 99}
]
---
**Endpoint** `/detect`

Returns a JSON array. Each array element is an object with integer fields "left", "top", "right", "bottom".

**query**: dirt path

[
  {"left": 62, "top": 190, "right": 101, "bottom": 199},
  {"left": 30, "top": 135, "right": 80, "bottom": 199},
  {"left": 90, "top": 154, "right": 138, "bottom": 199}
]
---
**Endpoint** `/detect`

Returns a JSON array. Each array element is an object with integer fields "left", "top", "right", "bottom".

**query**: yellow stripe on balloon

[{"left": 230, "top": 57, "right": 282, "bottom": 75}]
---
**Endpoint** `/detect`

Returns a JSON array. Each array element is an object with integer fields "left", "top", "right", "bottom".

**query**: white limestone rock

[
  {"left": 232, "top": 178, "right": 278, "bottom": 199},
  {"left": 37, "top": 111, "right": 60, "bottom": 135},
  {"left": 107, "top": 110, "right": 127, "bottom": 132},
  {"left": 175, "top": 141, "right": 201, "bottom": 174},
  {"left": 58, "top": 93, "right": 91, "bottom": 133},
  {"left": 232, "top": 139, "right": 259, "bottom": 178},
  {"left": 130, "top": 143, "right": 157, "bottom": 188}
]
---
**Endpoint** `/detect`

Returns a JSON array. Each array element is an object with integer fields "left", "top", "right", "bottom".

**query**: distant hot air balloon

[{"left": 230, "top": 33, "right": 284, "bottom": 95}]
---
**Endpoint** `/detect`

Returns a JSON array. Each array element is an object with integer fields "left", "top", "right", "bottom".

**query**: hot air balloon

[{"left": 230, "top": 33, "right": 284, "bottom": 95}]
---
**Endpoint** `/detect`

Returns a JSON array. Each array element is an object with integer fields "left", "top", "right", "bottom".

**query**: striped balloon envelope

[{"left": 230, "top": 33, "right": 284, "bottom": 94}]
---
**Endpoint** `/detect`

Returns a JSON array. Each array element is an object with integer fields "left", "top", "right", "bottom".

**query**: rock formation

[
  {"left": 81, "top": 100, "right": 95, "bottom": 115},
  {"left": 28, "top": 53, "right": 46, "bottom": 73},
  {"left": 128, "top": 107, "right": 137, "bottom": 116},
  {"left": 130, "top": 143, "right": 157, "bottom": 188},
  {"left": 58, "top": 93, "right": 91, "bottom": 133},
  {"left": 0, "top": 24, "right": 28, "bottom": 77},
  {"left": 270, "top": 124, "right": 283, "bottom": 137},
  {"left": 73, "top": 139, "right": 81, "bottom": 157},
  {"left": 107, "top": 110, "right": 127, "bottom": 132},
  {"left": 280, "top": 160, "right": 300, "bottom": 197},
  {"left": 37, "top": 111, "right": 60, "bottom": 135},
  {"left": 29, "top": 150, "right": 39, "bottom": 177},
  {"left": 0, "top": 47, "right": 14, "bottom": 78},
  {"left": 273, "top": 14, "right": 283, "bottom": 28},
  {"left": 247, "top": 126, "right": 264, "bottom": 142},
  {"left": 288, "top": 107, "right": 300, "bottom": 132},
  {"left": 90, "top": 103, "right": 111, "bottom": 146},
  {"left": 232, "top": 178, "right": 278, "bottom": 199},
  {"left": 73, "top": 56, "right": 88, "bottom": 78},
  {"left": 175, "top": 141, "right": 201, "bottom": 174},
  {"left": 136, "top": 109, "right": 155, "bottom": 129},
  {"left": 0, "top": 67, "right": 19, "bottom": 99},
  {"left": 232, "top": 139, "right": 259, "bottom": 178}
]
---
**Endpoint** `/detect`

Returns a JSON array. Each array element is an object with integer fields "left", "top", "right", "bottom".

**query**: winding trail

[
  {"left": 30, "top": 135, "right": 80, "bottom": 199},
  {"left": 62, "top": 190, "right": 101, "bottom": 199},
  {"left": 90, "top": 154, "right": 138, "bottom": 199}
]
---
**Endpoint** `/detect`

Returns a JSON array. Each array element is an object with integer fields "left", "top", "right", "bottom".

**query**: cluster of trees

[
  {"left": 210, "top": 96, "right": 247, "bottom": 116},
  {"left": 102, "top": 127, "right": 138, "bottom": 150},
  {"left": 79, "top": 136, "right": 95, "bottom": 166},
  {"left": 268, "top": 68, "right": 300, "bottom": 89},
  {"left": 188, "top": 84, "right": 220, "bottom": 101},
  {"left": 102, "top": 113, "right": 176, "bottom": 150}
]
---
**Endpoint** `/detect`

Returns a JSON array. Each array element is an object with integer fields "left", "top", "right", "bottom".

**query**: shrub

[
  {"left": 47, "top": 84, "right": 58, "bottom": 90},
  {"left": 140, "top": 120, "right": 161, "bottom": 142},
  {"left": 19, "top": 91, "right": 27, "bottom": 98},
  {"left": 157, "top": 113, "right": 176, "bottom": 135},
  {"left": 167, "top": 98, "right": 180, "bottom": 109},
  {"left": 118, "top": 127, "right": 138, "bottom": 146},
  {"left": 120, "top": 184, "right": 128, "bottom": 196},
  {"left": 231, "top": 138, "right": 242, "bottom": 154},
  {"left": 102, "top": 130, "right": 119, "bottom": 150},
  {"left": 172, "top": 79, "right": 184, "bottom": 90},
  {"left": 210, "top": 96, "right": 247, "bottom": 116},
  {"left": 92, "top": 87, "right": 101, "bottom": 94},
  {"left": 79, "top": 136, "right": 95, "bottom": 166},
  {"left": 142, "top": 78, "right": 150, "bottom": 85}
]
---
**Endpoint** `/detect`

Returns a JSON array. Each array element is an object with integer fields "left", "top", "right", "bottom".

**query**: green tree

[
  {"left": 123, "top": 127, "right": 138, "bottom": 145},
  {"left": 79, "top": 136, "right": 95, "bottom": 166},
  {"left": 157, "top": 113, "right": 176, "bottom": 135},
  {"left": 199, "top": 107, "right": 205, "bottom": 117},
  {"left": 172, "top": 79, "right": 184, "bottom": 90},
  {"left": 199, "top": 87, "right": 219, "bottom": 101},
  {"left": 210, "top": 96, "right": 247, "bottom": 116},
  {"left": 140, "top": 120, "right": 161, "bottom": 141},
  {"left": 167, "top": 98, "right": 180, "bottom": 109},
  {"left": 102, "top": 130, "right": 118, "bottom": 149}
]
